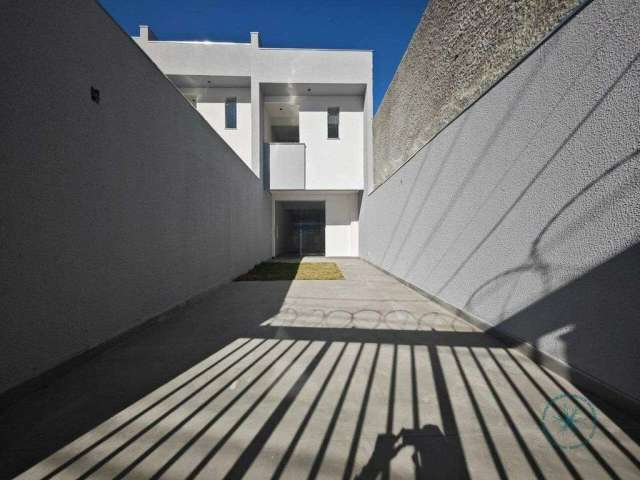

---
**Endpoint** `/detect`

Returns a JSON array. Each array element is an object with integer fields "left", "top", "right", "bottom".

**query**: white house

[{"left": 134, "top": 27, "right": 373, "bottom": 257}]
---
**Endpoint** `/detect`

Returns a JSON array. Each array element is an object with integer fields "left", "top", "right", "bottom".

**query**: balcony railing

[{"left": 265, "top": 143, "right": 306, "bottom": 190}]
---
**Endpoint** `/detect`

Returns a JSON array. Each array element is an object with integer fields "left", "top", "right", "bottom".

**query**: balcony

[{"left": 265, "top": 142, "right": 306, "bottom": 190}]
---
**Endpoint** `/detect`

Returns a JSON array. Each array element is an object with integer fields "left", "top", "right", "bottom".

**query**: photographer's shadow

[{"left": 356, "top": 424, "right": 467, "bottom": 479}]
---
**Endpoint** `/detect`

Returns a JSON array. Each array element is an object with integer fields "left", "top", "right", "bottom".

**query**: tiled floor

[{"left": 3, "top": 259, "right": 640, "bottom": 479}]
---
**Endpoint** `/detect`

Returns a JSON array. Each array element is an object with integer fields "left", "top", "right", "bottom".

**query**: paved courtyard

[{"left": 3, "top": 259, "right": 639, "bottom": 479}]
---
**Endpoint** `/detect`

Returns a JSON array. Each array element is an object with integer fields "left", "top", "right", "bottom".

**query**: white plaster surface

[
  {"left": 361, "top": 0, "right": 640, "bottom": 401},
  {"left": 267, "top": 143, "right": 307, "bottom": 189},
  {"left": 182, "top": 87, "right": 253, "bottom": 168},
  {"left": 132, "top": 38, "right": 252, "bottom": 77},
  {"left": 0, "top": 0, "right": 272, "bottom": 394},
  {"left": 134, "top": 30, "right": 372, "bottom": 183},
  {"left": 265, "top": 95, "right": 365, "bottom": 190},
  {"left": 299, "top": 97, "right": 365, "bottom": 190}
]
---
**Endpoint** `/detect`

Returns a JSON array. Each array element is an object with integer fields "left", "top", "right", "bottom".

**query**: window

[
  {"left": 328, "top": 107, "right": 339, "bottom": 139},
  {"left": 225, "top": 97, "right": 237, "bottom": 129}
]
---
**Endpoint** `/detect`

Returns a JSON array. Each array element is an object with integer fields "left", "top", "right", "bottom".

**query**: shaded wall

[
  {"left": 0, "top": 0, "right": 272, "bottom": 394},
  {"left": 361, "top": 0, "right": 640, "bottom": 402},
  {"left": 374, "top": 0, "right": 585, "bottom": 186}
]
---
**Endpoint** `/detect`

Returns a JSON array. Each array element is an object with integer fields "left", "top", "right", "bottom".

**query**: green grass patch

[{"left": 235, "top": 262, "right": 344, "bottom": 281}]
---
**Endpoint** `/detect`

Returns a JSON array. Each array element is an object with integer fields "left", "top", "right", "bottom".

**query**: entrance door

[{"left": 275, "top": 201, "right": 325, "bottom": 257}]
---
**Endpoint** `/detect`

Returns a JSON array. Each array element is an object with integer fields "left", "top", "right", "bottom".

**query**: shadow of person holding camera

[{"left": 356, "top": 424, "right": 466, "bottom": 479}]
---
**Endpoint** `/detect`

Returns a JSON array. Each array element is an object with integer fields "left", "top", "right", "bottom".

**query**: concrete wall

[
  {"left": 134, "top": 36, "right": 371, "bottom": 85},
  {"left": 373, "top": 0, "right": 586, "bottom": 187},
  {"left": 0, "top": 0, "right": 272, "bottom": 394},
  {"left": 181, "top": 87, "right": 253, "bottom": 167},
  {"left": 273, "top": 192, "right": 359, "bottom": 257},
  {"left": 134, "top": 34, "right": 373, "bottom": 180},
  {"left": 361, "top": 0, "right": 640, "bottom": 402}
]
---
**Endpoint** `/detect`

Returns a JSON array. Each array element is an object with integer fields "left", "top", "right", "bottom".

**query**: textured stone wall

[{"left": 374, "top": 0, "right": 585, "bottom": 186}]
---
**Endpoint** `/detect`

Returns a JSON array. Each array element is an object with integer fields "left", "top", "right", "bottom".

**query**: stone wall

[{"left": 374, "top": 0, "right": 585, "bottom": 186}]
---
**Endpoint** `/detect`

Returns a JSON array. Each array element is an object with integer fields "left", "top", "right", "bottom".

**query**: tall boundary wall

[
  {"left": 373, "top": 0, "right": 586, "bottom": 187},
  {"left": 0, "top": 0, "right": 272, "bottom": 394},
  {"left": 361, "top": 0, "right": 640, "bottom": 406}
]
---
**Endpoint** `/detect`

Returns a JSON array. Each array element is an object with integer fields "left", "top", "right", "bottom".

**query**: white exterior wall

[
  {"left": 265, "top": 95, "right": 364, "bottom": 190},
  {"left": 182, "top": 87, "right": 252, "bottom": 167},
  {"left": 133, "top": 39, "right": 370, "bottom": 85},
  {"left": 133, "top": 32, "right": 372, "bottom": 183},
  {"left": 132, "top": 38, "right": 252, "bottom": 77},
  {"left": 254, "top": 48, "right": 372, "bottom": 84},
  {"left": 272, "top": 191, "right": 360, "bottom": 257},
  {"left": 0, "top": 0, "right": 272, "bottom": 394},
  {"left": 267, "top": 143, "right": 306, "bottom": 189},
  {"left": 301, "top": 97, "right": 364, "bottom": 190}
]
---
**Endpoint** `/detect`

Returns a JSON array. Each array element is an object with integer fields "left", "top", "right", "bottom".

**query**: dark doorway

[{"left": 275, "top": 201, "right": 325, "bottom": 257}]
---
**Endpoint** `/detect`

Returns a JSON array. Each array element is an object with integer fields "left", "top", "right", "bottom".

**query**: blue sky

[{"left": 99, "top": 0, "right": 427, "bottom": 112}]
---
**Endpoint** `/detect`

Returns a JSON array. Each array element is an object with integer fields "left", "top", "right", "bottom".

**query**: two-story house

[{"left": 134, "top": 26, "right": 373, "bottom": 258}]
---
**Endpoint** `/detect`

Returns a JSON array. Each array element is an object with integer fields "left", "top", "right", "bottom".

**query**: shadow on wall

[
  {"left": 461, "top": 141, "right": 639, "bottom": 314},
  {"left": 459, "top": 133, "right": 640, "bottom": 408},
  {"left": 485, "top": 241, "right": 640, "bottom": 409},
  {"left": 361, "top": 0, "right": 640, "bottom": 410},
  {"left": 396, "top": 48, "right": 639, "bottom": 286}
]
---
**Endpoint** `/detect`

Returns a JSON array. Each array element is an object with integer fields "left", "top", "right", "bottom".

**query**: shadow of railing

[
  {"left": 8, "top": 299, "right": 639, "bottom": 479},
  {"left": 360, "top": 27, "right": 640, "bottom": 479}
]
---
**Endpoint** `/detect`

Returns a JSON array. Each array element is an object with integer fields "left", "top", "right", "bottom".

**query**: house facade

[{"left": 134, "top": 27, "right": 373, "bottom": 257}]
